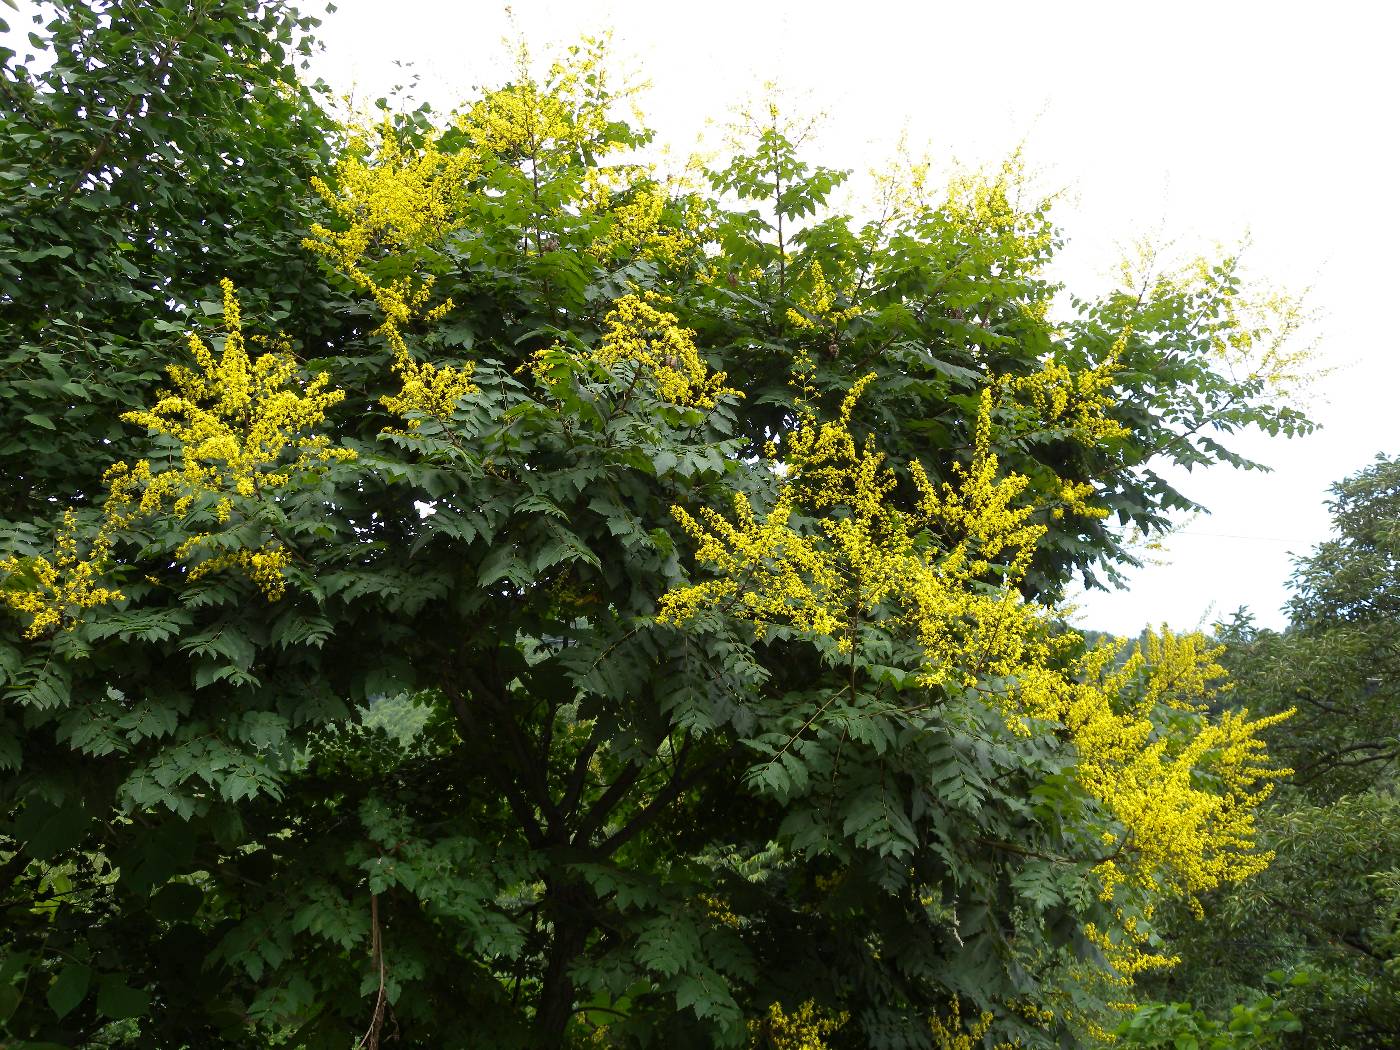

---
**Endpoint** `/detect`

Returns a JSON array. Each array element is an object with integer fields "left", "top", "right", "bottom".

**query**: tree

[
  {"left": 1206, "top": 458, "right": 1400, "bottom": 800},
  {"left": 1, "top": 7, "right": 1312, "bottom": 1047}
]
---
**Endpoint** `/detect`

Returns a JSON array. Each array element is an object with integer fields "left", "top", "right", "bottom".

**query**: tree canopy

[{"left": 0, "top": 3, "right": 1315, "bottom": 1047}]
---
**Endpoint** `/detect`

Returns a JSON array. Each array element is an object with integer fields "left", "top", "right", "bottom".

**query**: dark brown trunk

[{"left": 532, "top": 880, "right": 591, "bottom": 1047}]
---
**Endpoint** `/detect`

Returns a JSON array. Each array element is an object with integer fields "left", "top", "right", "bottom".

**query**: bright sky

[{"left": 27, "top": 0, "right": 1394, "bottom": 635}]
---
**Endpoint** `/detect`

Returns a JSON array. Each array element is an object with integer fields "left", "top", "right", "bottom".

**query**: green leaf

[
  {"left": 150, "top": 881, "right": 204, "bottom": 922},
  {"left": 46, "top": 963, "right": 91, "bottom": 1020},
  {"left": 95, "top": 978, "right": 149, "bottom": 1020},
  {"left": 0, "top": 982, "right": 19, "bottom": 1024}
]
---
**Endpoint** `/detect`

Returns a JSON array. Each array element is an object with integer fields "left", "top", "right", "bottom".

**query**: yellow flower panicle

[
  {"left": 308, "top": 118, "right": 477, "bottom": 267},
  {"left": 0, "top": 511, "right": 125, "bottom": 638},
  {"left": 580, "top": 170, "right": 697, "bottom": 267},
  {"left": 306, "top": 43, "right": 693, "bottom": 433},
  {"left": 303, "top": 123, "right": 478, "bottom": 432},
  {"left": 121, "top": 282, "right": 353, "bottom": 595},
  {"left": 659, "top": 378, "right": 1043, "bottom": 687},
  {"left": 0, "top": 281, "right": 354, "bottom": 636},
  {"left": 378, "top": 332, "right": 480, "bottom": 434},
  {"left": 177, "top": 543, "right": 294, "bottom": 600},
  {"left": 460, "top": 79, "right": 576, "bottom": 158},
  {"left": 459, "top": 78, "right": 608, "bottom": 167},
  {"left": 122, "top": 279, "right": 356, "bottom": 520},
  {"left": 943, "top": 152, "right": 1055, "bottom": 266},
  {"left": 748, "top": 1000, "right": 848, "bottom": 1050},
  {"left": 587, "top": 292, "right": 739, "bottom": 410},
  {"left": 929, "top": 997, "right": 1020, "bottom": 1050},
  {"left": 1003, "top": 329, "right": 1131, "bottom": 451},
  {"left": 786, "top": 260, "right": 862, "bottom": 332},
  {"left": 1017, "top": 627, "right": 1290, "bottom": 918},
  {"left": 456, "top": 34, "right": 626, "bottom": 165},
  {"left": 996, "top": 330, "right": 1130, "bottom": 525}
]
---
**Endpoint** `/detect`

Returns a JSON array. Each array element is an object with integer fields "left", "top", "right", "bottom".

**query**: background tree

[
  {"left": 0, "top": 0, "right": 349, "bottom": 521},
  {"left": 0, "top": 0, "right": 351, "bottom": 1044},
  {"left": 1140, "top": 456, "right": 1400, "bottom": 1049},
  {"left": 1, "top": 5, "right": 1314, "bottom": 1048}
]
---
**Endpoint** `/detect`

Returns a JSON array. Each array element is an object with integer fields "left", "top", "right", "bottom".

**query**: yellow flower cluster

[
  {"left": 1083, "top": 907, "right": 1178, "bottom": 982},
  {"left": 580, "top": 171, "right": 696, "bottom": 267},
  {"left": 1131, "top": 627, "right": 1232, "bottom": 711},
  {"left": 456, "top": 37, "right": 622, "bottom": 165},
  {"left": 1003, "top": 339, "right": 1130, "bottom": 452},
  {"left": 785, "top": 260, "right": 862, "bottom": 332},
  {"left": 589, "top": 293, "right": 738, "bottom": 410},
  {"left": 460, "top": 80, "right": 589, "bottom": 162},
  {"left": 697, "top": 892, "right": 743, "bottom": 929},
  {"left": 1092, "top": 706, "right": 1288, "bottom": 903},
  {"left": 122, "top": 279, "right": 355, "bottom": 521},
  {"left": 659, "top": 379, "right": 1044, "bottom": 691},
  {"left": 180, "top": 544, "right": 294, "bottom": 600},
  {"left": 1011, "top": 628, "right": 1289, "bottom": 921},
  {"left": 378, "top": 320, "right": 480, "bottom": 433},
  {"left": 943, "top": 152, "right": 1055, "bottom": 263},
  {"left": 929, "top": 997, "right": 1019, "bottom": 1050},
  {"left": 868, "top": 141, "right": 934, "bottom": 219},
  {"left": 1050, "top": 479, "right": 1108, "bottom": 521},
  {"left": 0, "top": 281, "right": 353, "bottom": 636},
  {"left": 1045, "top": 355, "right": 1122, "bottom": 438},
  {"left": 304, "top": 125, "right": 478, "bottom": 431},
  {"left": 0, "top": 511, "right": 125, "bottom": 638},
  {"left": 748, "top": 1000, "right": 848, "bottom": 1050},
  {"left": 309, "top": 118, "right": 477, "bottom": 262}
]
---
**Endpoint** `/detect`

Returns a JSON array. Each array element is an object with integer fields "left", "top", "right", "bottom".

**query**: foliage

[
  {"left": 0, "top": 6, "right": 1314, "bottom": 1048},
  {"left": 1210, "top": 459, "right": 1400, "bottom": 802},
  {"left": 1116, "top": 986, "right": 1302, "bottom": 1050},
  {"left": 1289, "top": 456, "right": 1400, "bottom": 631}
]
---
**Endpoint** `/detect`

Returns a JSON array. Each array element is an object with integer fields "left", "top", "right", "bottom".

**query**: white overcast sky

[
  {"left": 307, "top": 0, "right": 1397, "bottom": 635},
  {"left": 17, "top": 0, "right": 1386, "bottom": 635}
]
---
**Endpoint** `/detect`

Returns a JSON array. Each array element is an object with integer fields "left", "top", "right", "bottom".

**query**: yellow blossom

[
  {"left": 929, "top": 997, "right": 1020, "bottom": 1050},
  {"left": 303, "top": 122, "right": 479, "bottom": 432},
  {"left": 455, "top": 35, "right": 625, "bottom": 166},
  {"left": 0, "top": 511, "right": 124, "bottom": 638},
  {"left": 1, "top": 281, "right": 353, "bottom": 635},
  {"left": 660, "top": 372, "right": 1289, "bottom": 988},
  {"left": 943, "top": 151, "right": 1055, "bottom": 265},
  {"left": 785, "top": 260, "right": 862, "bottom": 332},
  {"left": 585, "top": 292, "right": 739, "bottom": 410},
  {"left": 122, "top": 279, "right": 356, "bottom": 518},
  {"left": 748, "top": 1000, "right": 847, "bottom": 1050},
  {"left": 579, "top": 169, "right": 697, "bottom": 267},
  {"left": 659, "top": 378, "right": 1044, "bottom": 688},
  {"left": 1002, "top": 330, "right": 1130, "bottom": 449}
]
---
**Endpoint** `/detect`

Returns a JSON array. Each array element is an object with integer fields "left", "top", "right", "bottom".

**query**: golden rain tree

[{"left": 0, "top": 5, "right": 1314, "bottom": 1048}]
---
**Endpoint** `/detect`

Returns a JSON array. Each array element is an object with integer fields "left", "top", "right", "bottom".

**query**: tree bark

[{"left": 533, "top": 879, "right": 592, "bottom": 1047}]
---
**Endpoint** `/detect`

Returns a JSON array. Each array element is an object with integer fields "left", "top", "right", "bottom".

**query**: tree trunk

[{"left": 533, "top": 880, "right": 591, "bottom": 1047}]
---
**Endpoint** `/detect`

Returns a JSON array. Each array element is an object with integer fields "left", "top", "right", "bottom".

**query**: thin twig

[{"left": 356, "top": 893, "right": 388, "bottom": 1050}]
